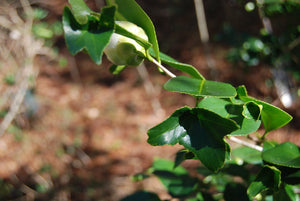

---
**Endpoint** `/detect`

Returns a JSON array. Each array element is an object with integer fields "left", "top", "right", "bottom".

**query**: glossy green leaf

[
  {"left": 147, "top": 107, "right": 238, "bottom": 172},
  {"left": 262, "top": 142, "right": 300, "bottom": 168},
  {"left": 63, "top": 6, "right": 116, "bottom": 64},
  {"left": 106, "top": 0, "right": 160, "bottom": 60},
  {"left": 237, "top": 85, "right": 292, "bottom": 133},
  {"left": 120, "top": 191, "right": 161, "bottom": 201},
  {"left": 232, "top": 146, "right": 262, "bottom": 164},
  {"left": 147, "top": 107, "right": 189, "bottom": 146},
  {"left": 198, "top": 97, "right": 261, "bottom": 136},
  {"left": 151, "top": 158, "right": 198, "bottom": 198},
  {"left": 164, "top": 76, "right": 236, "bottom": 98},
  {"left": 247, "top": 165, "right": 281, "bottom": 199},
  {"left": 149, "top": 49, "right": 204, "bottom": 79},
  {"left": 68, "top": 0, "right": 93, "bottom": 24}
]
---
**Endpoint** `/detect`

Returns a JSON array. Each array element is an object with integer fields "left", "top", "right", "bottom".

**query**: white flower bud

[{"left": 104, "top": 21, "right": 148, "bottom": 66}]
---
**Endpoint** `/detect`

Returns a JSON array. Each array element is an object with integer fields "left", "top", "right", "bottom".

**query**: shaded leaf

[
  {"left": 222, "top": 164, "right": 250, "bottom": 181},
  {"left": 247, "top": 165, "right": 281, "bottom": 199},
  {"left": 237, "top": 85, "right": 292, "bottom": 133},
  {"left": 224, "top": 182, "right": 250, "bottom": 201},
  {"left": 198, "top": 97, "right": 261, "bottom": 136},
  {"left": 120, "top": 191, "right": 161, "bottom": 201},
  {"left": 177, "top": 108, "right": 238, "bottom": 172},
  {"left": 164, "top": 76, "right": 236, "bottom": 98},
  {"left": 174, "top": 149, "right": 196, "bottom": 168},
  {"left": 242, "top": 101, "right": 262, "bottom": 120},
  {"left": 151, "top": 158, "right": 197, "bottom": 198},
  {"left": 63, "top": 6, "right": 116, "bottom": 64},
  {"left": 147, "top": 107, "right": 239, "bottom": 172}
]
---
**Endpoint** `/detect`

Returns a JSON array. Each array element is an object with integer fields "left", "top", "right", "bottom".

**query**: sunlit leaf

[
  {"left": 147, "top": 107, "right": 189, "bottom": 146},
  {"left": 262, "top": 142, "right": 300, "bottom": 168},
  {"left": 164, "top": 76, "right": 236, "bottom": 98}
]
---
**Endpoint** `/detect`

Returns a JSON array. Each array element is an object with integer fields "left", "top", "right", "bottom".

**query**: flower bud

[{"left": 104, "top": 21, "right": 148, "bottom": 66}]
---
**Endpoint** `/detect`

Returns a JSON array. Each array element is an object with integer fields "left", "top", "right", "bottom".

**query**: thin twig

[
  {"left": 151, "top": 58, "right": 176, "bottom": 78},
  {"left": 227, "top": 136, "right": 263, "bottom": 152}
]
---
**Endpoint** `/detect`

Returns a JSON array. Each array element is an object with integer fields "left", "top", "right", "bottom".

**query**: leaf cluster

[{"left": 62, "top": 0, "right": 298, "bottom": 200}]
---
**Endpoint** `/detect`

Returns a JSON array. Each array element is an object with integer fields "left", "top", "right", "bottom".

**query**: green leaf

[
  {"left": 247, "top": 165, "right": 281, "bottom": 199},
  {"left": 68, "top": 0, "right": 93, "bottom": 24},
  {"left": 120, "top": 191, "right": 161, "bottom": 201},
  {"left": 263, "top": 141, "right": 278, "bottom": 151},
  {"left": 174, "top": 149, "right": 196, "bottom": 168},
  {"left": 164, "top": 76, "right": 236, "bottom": 98},
  {"left": 63, "top": 6, "right": 116, "bottom": 64},
  {"left": 147, "top": 107, "right": 190, "bottom": 146},
  {"left": 106, "top": 0, "right": 160, "bottom": 61},
  {"left": 237, "top": 85, "right": 292, "bottom": 133},
  {"left": 149, "top": 49, "right": 204, "bottom": 79},
  {"left": 242, "top": 101, "right": 262, "bottom": 120},
  {"left": 262, "top": 142, "right": 300, "bottom": 168},
  {"left": 151, "top": 158, "right": 198, "bottom": 198},
  {"left": 197, "top": 97, "right": 261, "bottom": 136},
  {"left": 147, "top": 107, "right": 239, "bottom": 172},
  {"left": 109, "top": 64, "right": 126, "bottom": 75},
  {"left": 232, "top": 146, "right": 262, "bottom": 164}
]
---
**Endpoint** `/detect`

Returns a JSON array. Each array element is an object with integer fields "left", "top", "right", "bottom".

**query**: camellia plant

[{"left": 62, "top": 0, "right": 299, "bottom": 200}]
